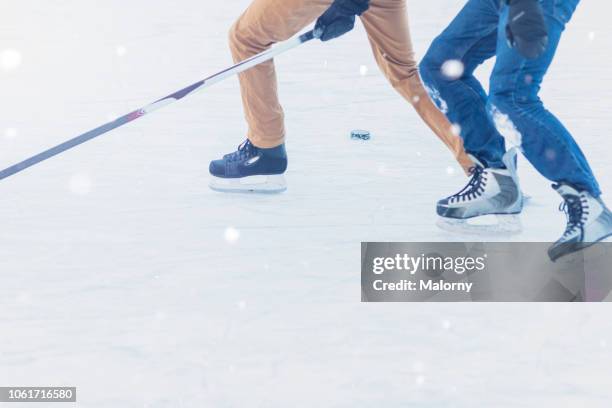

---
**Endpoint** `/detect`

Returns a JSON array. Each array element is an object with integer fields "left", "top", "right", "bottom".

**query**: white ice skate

[
  {"left": 436, "top": 157, "right": 523, "bottom": 219},
  {"left": 548, "top": 184, "right": 612, "bottom": 261}
]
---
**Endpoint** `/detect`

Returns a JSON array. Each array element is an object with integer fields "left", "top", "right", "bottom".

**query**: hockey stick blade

[{"left": 0, "top": 31, "right": 315, "bottom": 181}]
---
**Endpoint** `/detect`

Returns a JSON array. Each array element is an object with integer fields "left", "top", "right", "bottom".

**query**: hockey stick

[{"left": 0, "top": 31, "right": 315, "bottom": 181}]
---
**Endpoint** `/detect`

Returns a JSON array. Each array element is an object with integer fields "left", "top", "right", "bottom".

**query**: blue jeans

[{"left": 420, "top": 0, "right": 601, "bottom": 197}]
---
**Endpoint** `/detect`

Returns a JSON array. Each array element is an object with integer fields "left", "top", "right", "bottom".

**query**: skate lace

[
  {"left": 448, "top": 166, "right": 488, "bottom": 203},
  {"left": 227, "top": 140, "right": 257, "bottom": 163},
  {"left": 559, "top": 195, "right": 589, "bottom": 239}
]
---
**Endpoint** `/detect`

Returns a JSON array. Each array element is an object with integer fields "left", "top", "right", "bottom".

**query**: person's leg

[
  {"left": 487, "top": 0, "right": 600, "bottom": 196},
  {"left": 209, "top": 0, "right": 332, "bottom": 193},
  {"left": 418, "top": 0, "right": 523, "bottom": 219},
  {"left": 360, "top": 0, "right": 474, "bottom": 173},
  {"left": 419, "top": 0, "right": 506, "bottom": 168},
  {"left": 488, "top": 0, "right": 611, "bottom": 260},
  {"left": 229, "top": 0, "right": 333, "bottom": 148}
]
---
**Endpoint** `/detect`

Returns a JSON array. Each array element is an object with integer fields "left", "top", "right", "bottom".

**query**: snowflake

[
  {"left": 450, "top": 123, "right": 462, "bottom": 137},
  {"left": 115, "top": 45, "right": 127, "bottom": 57},
  {"left": 4, "top": 127, "right": 18, "bottom": 139},
  {"left": 441, "top": 59, "right": 464, "bottom": 80},
  {"left": 0, "top": 49, "right": 22, "bottom": 71},
  {"left": 224, "top": 227, "right": 240, "bottom": 243}
]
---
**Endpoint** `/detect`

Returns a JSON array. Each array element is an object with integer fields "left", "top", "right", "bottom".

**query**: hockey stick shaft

[{"left": 0, "top": 31, "right": 315, "bottom": 181}]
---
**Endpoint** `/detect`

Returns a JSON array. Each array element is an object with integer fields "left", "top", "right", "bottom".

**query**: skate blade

[
  {"left": 436, "top": 214, "right": 523, "bottom": 236},
  {"left": 209, "top": 174, "right": 287, "bottom": 194},
  {"left": 549, "top": 232, "right": 612, "bottom": 262}
]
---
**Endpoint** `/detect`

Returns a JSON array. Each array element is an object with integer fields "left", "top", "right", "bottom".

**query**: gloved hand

[
  {"left": 314, "top": 0, "right": 370, "bottom": 42},
  {"left": 505, "top": 0, "right": 549, "bottom": 59}
]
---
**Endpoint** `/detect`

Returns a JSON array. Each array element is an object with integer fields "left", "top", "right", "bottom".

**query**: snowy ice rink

[{"left": 1, "top": 0, "right": 612, "bottom": 406}]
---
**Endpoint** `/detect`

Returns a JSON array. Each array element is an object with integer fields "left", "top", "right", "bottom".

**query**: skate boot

[
  {"left": 548, "top": 184, "right": 612, "bottom": 261},
  {"left": 437, "top": 157, "right": 523, "bottom": 219},
  {"left": 209, "top": 139, "right": 287, "bottom": 193}
]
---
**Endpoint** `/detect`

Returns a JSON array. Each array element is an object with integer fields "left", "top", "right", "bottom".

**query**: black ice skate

[
  {"left": 548, "top": 184, "right": 612, "bottom": 261},
  {"left": 209, "top": 140, "right": 288, "bottom": 193}
]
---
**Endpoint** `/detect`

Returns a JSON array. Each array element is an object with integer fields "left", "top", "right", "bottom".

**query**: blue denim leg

[
  {"left": 420, "top": 0, "right": 507, "bottom": 168},
  {"left": 488, "top": 0, "right": 600, "bottom": 196}
]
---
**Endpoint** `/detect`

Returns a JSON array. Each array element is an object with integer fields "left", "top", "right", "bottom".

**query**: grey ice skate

[
  {"left": 437, "top": 157, "right": 523, "bottom": 219},
  {"left": 548, "top": 184, "right": 612, "bottom": 261}
]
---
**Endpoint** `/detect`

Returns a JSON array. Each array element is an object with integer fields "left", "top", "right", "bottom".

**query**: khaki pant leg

[
  {"left": 229, "top": 0, "right": 333, "bottom": 148},
  {"left": 361, "top": 0, "right": 474, "bottom": 173}
]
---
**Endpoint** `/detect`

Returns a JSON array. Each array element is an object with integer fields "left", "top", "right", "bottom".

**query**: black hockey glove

[
  {"left": 314, "top": 0, "right": 370, "bottom": 42},
  {"left": 505, "top": 0, "right": 549, "bottom": 59}
]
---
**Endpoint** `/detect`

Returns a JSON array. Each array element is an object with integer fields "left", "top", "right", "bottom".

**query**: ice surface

[{"left": 1, "top": 0, "right": 612, "bottom": 407}]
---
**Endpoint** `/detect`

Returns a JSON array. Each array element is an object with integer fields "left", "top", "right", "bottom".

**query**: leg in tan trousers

[
  {"left": 229, "top": 0, "right": 474, "bottom": 172},
  {"left": 229, "top": 0, "right": 333, "bottom": 148},
  {"left": 361, "top": 0, "right": 473, "bottom": 173}
]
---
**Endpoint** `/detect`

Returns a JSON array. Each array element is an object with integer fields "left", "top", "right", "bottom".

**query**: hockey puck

[{"left": 350, "top": 130, "right": 371, "bottom": 140}]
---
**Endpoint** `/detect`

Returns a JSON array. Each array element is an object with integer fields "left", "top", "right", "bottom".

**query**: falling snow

[
  {"left": 0, "top": 48, "right": 22, "bottom": 71},
  {"left": 1, "top": 1, "right": 611, "bottom": 407},
  {"left": 450, "top": 123, "right": 462, "bottom": 137},
  {"left": 4, "top": 127, "right": 18, "bottom": 139},
  {"left": 441, "top": 59, "right": 464, "bottom": 80},
  {"left": 224, "top": 226, "right": 240, "bottom": 243},
  {"left": 115, "top": 45, "right": 127, "bottom": 57}
]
